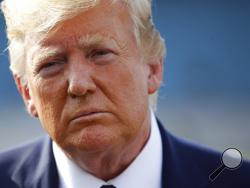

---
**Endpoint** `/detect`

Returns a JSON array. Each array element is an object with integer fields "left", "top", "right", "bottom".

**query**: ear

[
  {"left": 147, "top": 58, "right": 164, "bottom": 94},
  {"left": 14, "top": 75, "right": 38, "bottom": 118}
]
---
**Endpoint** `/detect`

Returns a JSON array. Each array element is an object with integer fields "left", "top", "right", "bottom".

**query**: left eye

[
  {"left": 91, "top": 50, "right": 111, "bottom": 57},
  {"left": 88, "top": 49, "right": 116, "bottom": 64}
]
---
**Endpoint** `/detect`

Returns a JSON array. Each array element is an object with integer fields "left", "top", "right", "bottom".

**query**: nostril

[
  {"left": 67, "top": 78, "right": 96, "bottom": 98},
  {"left": 68, "top": 83, "right": 86, "bottom": 98},
  {"left": 68, "top": 90, "right": 77, "bottom": 98}
]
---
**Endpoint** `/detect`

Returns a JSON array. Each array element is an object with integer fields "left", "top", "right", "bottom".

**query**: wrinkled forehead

[
  {"left": 24, "top": 0, "right": 130, "bottom": 45},
  {"left": 29, "top": 33, "right": 123, "bottom": 66},
  {"left": 25, "top": 0, "right": 134, "bottom": 64}
]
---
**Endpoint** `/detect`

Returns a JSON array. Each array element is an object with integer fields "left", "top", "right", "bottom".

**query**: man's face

[{"left": 20, "top": 1, "right": 162, "bottom": 154}]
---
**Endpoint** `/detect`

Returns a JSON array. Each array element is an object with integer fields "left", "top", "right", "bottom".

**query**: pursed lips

[{"left": 70, "top": 109, "right": 108, "bottom": 123}]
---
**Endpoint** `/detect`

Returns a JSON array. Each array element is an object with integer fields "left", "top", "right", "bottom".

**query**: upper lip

[{"left": 71, "top": 108, "right": 106, "bottom": 121}]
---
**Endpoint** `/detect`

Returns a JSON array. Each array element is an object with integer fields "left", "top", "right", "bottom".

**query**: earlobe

[
  {"left": 147, "top": 58, "right": 163, "bottom": 94},
  {"left": 27, "top": 100, "right": 38, "bottom": 117},
  {"left": 14, "top": 75, "right": 38, "bottom": 117}
]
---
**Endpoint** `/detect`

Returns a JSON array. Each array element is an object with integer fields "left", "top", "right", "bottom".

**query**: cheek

[
  {"left": 116, "top": 64, "right": 148, "bottom": 102},
  {"left": 112, "top": 69, "right": 149, "bottom": 138},
  {"left": 95, "top": 62, "right": 149, "bottom": 123},
  {"left": 30, "top": 78, "right": 68, "bottom": 136}
]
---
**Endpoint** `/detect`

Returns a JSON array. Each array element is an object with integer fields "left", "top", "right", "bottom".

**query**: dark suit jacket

[{"left": 0, "top": 120, "right": 249, "bottom": 188}]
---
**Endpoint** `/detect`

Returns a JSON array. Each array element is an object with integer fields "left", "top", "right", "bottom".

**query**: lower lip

[{"left": 71, "top": 112, "right": 108, "bottom": 124}]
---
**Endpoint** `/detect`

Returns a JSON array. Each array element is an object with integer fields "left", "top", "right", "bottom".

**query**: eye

[
  {"left": 42, "top": 61, "right": 59, "bottom": 69},
  {"left": 37, "top": 59, "right": 65, "bottom": 77},
  {"left": 89, "top": 49, "right": 116, "bottom": 63},
  {"left": 40, "top": 61, "right": 63, "bottom": 70},
  {"left": 91, "top": 49, "right": 111, "bottom": 57}
]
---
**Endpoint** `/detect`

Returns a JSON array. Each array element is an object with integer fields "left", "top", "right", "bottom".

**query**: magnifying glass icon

[{"left": 209, "top": 148, "right": 243, "bottom": 181}]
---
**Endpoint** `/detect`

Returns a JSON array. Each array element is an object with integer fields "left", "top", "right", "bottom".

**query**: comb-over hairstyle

[{"left": 1, "top": 0, "right": 166, "bottom": 109}]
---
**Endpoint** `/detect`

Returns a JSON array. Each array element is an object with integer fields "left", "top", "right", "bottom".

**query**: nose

[{"left": 67, "top": 60, "right": 96, "bottom": 98}]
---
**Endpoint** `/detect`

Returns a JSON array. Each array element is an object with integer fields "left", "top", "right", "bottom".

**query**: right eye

[{"left": 38, "top": 59, "right": 65, "bottom": 77}]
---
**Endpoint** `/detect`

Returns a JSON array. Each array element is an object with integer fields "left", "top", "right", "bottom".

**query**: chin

[{"left": 63, "top": 126, "right": 118, "bottom": 153}]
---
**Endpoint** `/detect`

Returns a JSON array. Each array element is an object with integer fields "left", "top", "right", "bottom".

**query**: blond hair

[{"left": 1, "top": 0, "right": 166, "bottom": 109}]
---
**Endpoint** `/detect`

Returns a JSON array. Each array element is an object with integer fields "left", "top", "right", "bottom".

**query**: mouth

[{"left": 70, "top": 110, "right": 108, "bottom": 124}]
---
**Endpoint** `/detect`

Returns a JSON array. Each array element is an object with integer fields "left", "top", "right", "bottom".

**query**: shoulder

[
  {"left": 158, "top": 119, "right": 250, "bottom": 188},
  {"left": 0, "top": 136, "right": 49, "bottom": 165},
  {"left": 158, "top": 119, "right": 222, "bottom": 167},
  {"left": 0, "top": 136, "right": 51, "bottom": 187}
]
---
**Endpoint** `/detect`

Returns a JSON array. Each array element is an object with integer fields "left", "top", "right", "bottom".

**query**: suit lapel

[
  {"left": 157, "top": 120, "right": 210, "bottom": 188},
  {"left": 11, "top": 136, "right": 59, "bottom": 188}
]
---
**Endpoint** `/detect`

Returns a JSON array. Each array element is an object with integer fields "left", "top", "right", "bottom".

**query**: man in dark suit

[{"left": 0, "top": 0, "right": 249, "bottom": 187}]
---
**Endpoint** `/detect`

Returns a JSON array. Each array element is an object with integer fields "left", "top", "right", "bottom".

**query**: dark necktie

[{"left": 100, "top": 185, "right": 116, "bottom": 188}]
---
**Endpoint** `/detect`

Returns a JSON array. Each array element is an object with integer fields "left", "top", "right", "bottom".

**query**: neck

[{"left": 64, "top": 113, "right": 151, "bottom": 181}]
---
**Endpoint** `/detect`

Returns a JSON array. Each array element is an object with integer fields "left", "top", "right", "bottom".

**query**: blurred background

[{"left": 0, "top": 0, "right": 249, "bottom": 159}]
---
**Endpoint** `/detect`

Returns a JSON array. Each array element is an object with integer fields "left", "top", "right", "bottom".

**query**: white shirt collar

[{"left": 53, "top": 111, "right": 163, "bottom": 188}]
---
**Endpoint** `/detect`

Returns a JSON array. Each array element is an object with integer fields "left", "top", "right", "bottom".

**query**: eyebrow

[
  {"left": 32, "top": 47, "right": 64, "bottom": 65},
  {"left": 32, "top": 34, "right": 123, "bottom": 64},
  {"left": 77, "top": 34, "right": 122, "bottom": 50},
  {"left": 78, "top": 34, "right": 105, "bottom": 48}
]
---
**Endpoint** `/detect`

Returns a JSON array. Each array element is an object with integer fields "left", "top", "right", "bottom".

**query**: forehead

[
  {"left": 41, "top": 1, "right": 133, "bottom": 46},
  {"left": 27, "top": 0, "right": 136, "bottom": 61}
]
